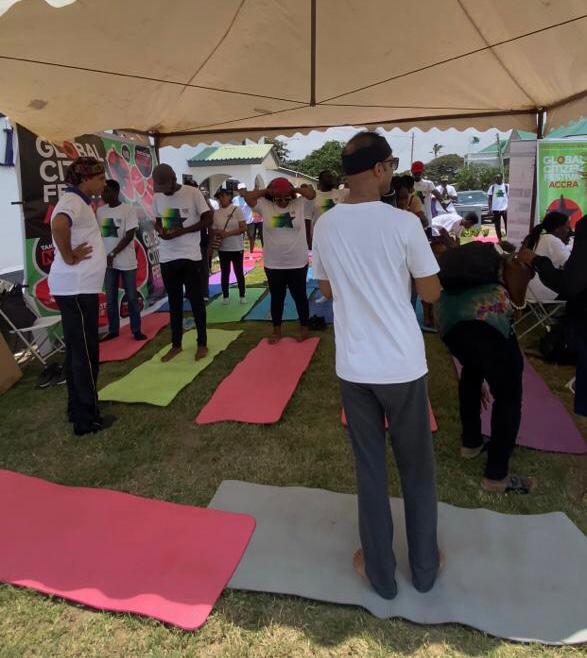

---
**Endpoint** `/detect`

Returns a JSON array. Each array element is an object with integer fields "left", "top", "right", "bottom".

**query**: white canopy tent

[{"left": 0, "top": 0, "right": 585, "bottom": 145}]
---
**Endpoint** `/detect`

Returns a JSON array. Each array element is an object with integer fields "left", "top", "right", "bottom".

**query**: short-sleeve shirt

[
  {"left": 233, "top": 194, "right": 253, "bottom": 224},
  {"left": 96, "top": 202, "right": 139, "bottom": 270},
  {"left": 432, "top": 213, "right": 464, "bottom": 238},
  {"left": 254, "top": 196, "right": 308, "bottom": 269},
  {"left": 48, "top": 189, "right": 107, "bottom": 296},
  {"left": 413, "top": 178, "right": 436, "bottom": 221},
  {"left": 312, "top": 201, "right": 439, "bottom": 384},
  {"left": 312, "top": 188, "right": 349, "bottom": 226},
  {"left": 527, "top": 233, "right": 572, "bottom": 302},
  {"left": 487, "top": 183, "right": 509, "bottom": 212},
  {"left": 213, "top": 205, "right": 245, "bottom": 251},
  {"left": 152, "top": 185, "right": 210, "bottom": 263}
]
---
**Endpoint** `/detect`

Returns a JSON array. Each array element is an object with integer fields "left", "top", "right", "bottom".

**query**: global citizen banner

[
  {"left": 537, "top": 140, "right": 587, "bottom": 230},
  {"left": 16, "top": 126, "right": 164, "bottom": 325}
]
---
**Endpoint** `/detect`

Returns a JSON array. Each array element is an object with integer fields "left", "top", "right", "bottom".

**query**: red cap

[
  {"left": 411, "top": 161, "right": 424, "bottom": 174},
  {"left": 268, "top": 177, "right": 294, "bottom": 196}
]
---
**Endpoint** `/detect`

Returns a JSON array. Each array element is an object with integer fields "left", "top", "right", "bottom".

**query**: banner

[
  {"left": 506, "top": 139, "right": 537, "bottom": 246},
  {"left": 536, "top": 140, "right": 587, "bottom": 230},
  {"left": 16, "top": 126, "right": 163, "bottom": 325}
]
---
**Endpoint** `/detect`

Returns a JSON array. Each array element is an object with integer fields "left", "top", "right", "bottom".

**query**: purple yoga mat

[
  {"left": 209, "top": 262, "right": 254, "bottom": 286},
  {"left": 453, "top": 356, "right": 586, "bottom": 454}
]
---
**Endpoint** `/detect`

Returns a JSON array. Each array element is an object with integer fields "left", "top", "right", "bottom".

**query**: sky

[{"left": 279, "top": 126, "right": 511, "bottom": 171}]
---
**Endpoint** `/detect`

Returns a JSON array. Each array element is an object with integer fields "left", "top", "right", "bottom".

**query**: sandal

[
  {"left": 482, "top": 474, "right": 537, "bottom": 494},
  {"left": 460, "top": 434, "right": 491, "bottom": 459}
]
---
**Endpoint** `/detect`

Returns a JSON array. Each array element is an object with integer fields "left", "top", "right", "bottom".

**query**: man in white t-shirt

[
  {"left": 487, "top": 173, "right": 509, "bottom": 238},
  {"left": 48, "top": 157, "right": 114, "bottom": 436},
  {"left": 432, "top": 212, "right": 476, "bottom": 239},
  {"left": 312, "top": 170, "right": 349, "bottom": 228},
  {"left": 97, "top": 179, "right": 146, "bottom": 341},
  {"left": 152, "top": 164, "right": 213, "bottom": 362},
  {"left": 233, "top": 184, "right": 257, "bottom": 251},
  {"left": 411, "top": 161, "right": 442, "bottom": 226},
  {"left": 313, "top": 132, "right": 442, "bottom": 600},
  {"left": 433, "top": 177, "right": 458, "bottom": 215}
]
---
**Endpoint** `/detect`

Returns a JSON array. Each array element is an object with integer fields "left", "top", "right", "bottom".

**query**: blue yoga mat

[
  {"left": 245, "top": 286, "right": 316, "bottom": 322},
  {"left": 309, "top": 294, "right": 333, "bottom": 324},
  {"left": 156, "top": 284, "right": 222, "bottom": 312}
]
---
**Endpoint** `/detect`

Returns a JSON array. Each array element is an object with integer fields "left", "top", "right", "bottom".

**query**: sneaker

[
  {"left": 239, "top": 297, "right": 247, "bottom": 304},
  {"left": 37, "top": 363, "right": 60, "bottom": 388},
  {"left": 133, "top": 332, "right": 148, "bottom": 341},
  {"left": 100, "top": 332, "right": 119, "bottom": 342},
  {"left": 74, "top": 414, "right": 116, "bottom": 437},
  {"left": 51, "top": 365, "right": 67, "bottom": 385},
  {"left": 222, "top": 297, "right": 230, "bottom": 305}
]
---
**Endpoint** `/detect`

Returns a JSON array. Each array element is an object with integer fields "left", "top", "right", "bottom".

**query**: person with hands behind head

[
  {"left": 152, "top": 164, "right": 213, "bottom": 362},
  {"left": 244, "top": 179, "right": 315, "bottom": 344},
  {"left": 98, "top": 179, "right": 145, "bottom": 342},
  {"left": 48, "top": 156, "right": 114, "bottom": 437}
]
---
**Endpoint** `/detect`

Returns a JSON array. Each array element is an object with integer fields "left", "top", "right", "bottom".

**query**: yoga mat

[
  {"left": 341, "top": 400, "right": 438, "bottom": 432},
  {"left": 209, "top": 262, "right": 254, "bottom": 286},
  {"left": 99, "top": 329, "right": 241, "bottom": 406},
  {"left": 0, "top": 470, "right": 255, "bottom": 630},
  {"left": 245, "top": 286, "right": 315, "bottom": 322},
  {"left": 206, "top": 287, "right": 266, "bottom": 324},
  {"left": 210, "top": 480, "right": 587, "bottom": 645},
  {"left": 453, "top": 356, "right": 586, "bottom": 454},
  {"left": 309, "top": 294, "right": 334, "bottom": 324},
  {"left": 99, "top": 313, "right": 169, "bottom": 363},
  {"left": 155, "top": 284, "right": 223, "bottom": 312},
  {"left": 196, "top": 337, "right": 320, "bottom": 425}
]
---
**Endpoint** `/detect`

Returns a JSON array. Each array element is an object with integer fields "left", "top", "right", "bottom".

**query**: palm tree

[{"left": 431, "top": 143, "right": 443, "bottom": 158}]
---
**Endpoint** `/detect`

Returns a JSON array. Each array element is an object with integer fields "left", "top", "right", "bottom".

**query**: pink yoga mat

[
  {"left": 196, "top": 337, "right": 320, "bottom": 424},
  {"left": 0, "top": 470, "right": 255, "bottom": 630},
  {"left": 453, "top": 357, "right": 586, "bottom": 454},
  {"left": 209, "top": 262, "right": 254, "bottom": 286},
  {"left": 99, "top": 313, "right": 169, "bottom": 363},
  {"left": 341, "top": 402, "right": 438, "bottom": 432}
]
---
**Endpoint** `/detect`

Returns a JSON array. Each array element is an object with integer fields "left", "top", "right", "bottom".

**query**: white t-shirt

[
  {"left": 48, "top": 190, "right": 107, "bottom": 296},
  {"left": 254, "top": 196, "right": 308, "bottom": 269},
  {"left": 96, "top": 202, "right": 139, "bottom": 270},
  {"left": 434, "top": 184, "right": 457, "bottom": 214},
  {"left": 312, "top": 202, "right": 439, "bottom": 384},
  {"left": 432, "top": 212, "right": 464, "bottom": 238},
  {"left": 487, "top": 183, "right": 509, "bottom": 212},
  {"left": 312, "top": 188, "right": 349, "bottom": 226},
  {"left": 527, "top": 233, "right": 572, "bottom": 302},
  {"left": 152, "top": 185, "right": 210, "bottom": 263},
  {"left": 233, "top": 195, "right": 253, "bottom": 224},
  {"left": 413, "top": 178, "right": 436, "bottom": 222},
  {"left": 213, "top": 205, "right": 245, "bottom": 251}
]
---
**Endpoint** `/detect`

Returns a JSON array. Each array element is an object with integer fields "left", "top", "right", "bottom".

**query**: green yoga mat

[
  {"left": 206, "top": 287, "right": 266, "bottom": 324},
  {"left": 99, "top": 329, "right": 242, "bottom": 406}
]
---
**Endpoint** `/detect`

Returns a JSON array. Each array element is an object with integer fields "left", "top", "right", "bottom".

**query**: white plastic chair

[{"left": 0, "top": 308, "right": 65, "bottom": 367}]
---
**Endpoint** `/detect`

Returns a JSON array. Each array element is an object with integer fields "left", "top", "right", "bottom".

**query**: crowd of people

[{"left": 47, "top": 133, "right": 585, "bottom": 602}]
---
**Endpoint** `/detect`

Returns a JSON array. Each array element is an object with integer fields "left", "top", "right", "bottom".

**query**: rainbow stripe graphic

[
  {"left": 321, "top": 198, "right": 336, "bottom": 213},
  {"left": 100, "top": 217, "right": 119, "bottom": 238},
  {"left": 161, "top": 208, "right": 184, "bottom": 231},
  {"left": 271, "top": 212, "right": 294, "bottom": 228}
]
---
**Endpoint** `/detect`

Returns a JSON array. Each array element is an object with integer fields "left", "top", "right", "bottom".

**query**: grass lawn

[{"left": 0, "top": 272, "right": 586, "bottom": 658}]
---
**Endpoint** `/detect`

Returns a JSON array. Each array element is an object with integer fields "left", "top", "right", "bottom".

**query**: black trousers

[
  {"left": 443, "top": 321, "right": 523, "bottom": 481},
  {"left": 54, "top": 294, "right": 100, "bottom": 429},
  {"left": 247, "top": 223, "right": 263, "bottom": 251},
  {"left": 492, "top": 210, "right": 507, "bottom": 237},
  {"left": 218, "top": 250, "right": 245, "bottom": 298},
  {"left": 265, "top": 266, "right": 309, "bottom": 327},
  {"left": 160, "top": 259, "right": 207, "bottom": 348}
]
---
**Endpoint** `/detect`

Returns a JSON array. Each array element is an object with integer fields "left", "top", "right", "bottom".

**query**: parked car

[{"left": 454, "top": 190, "right": 491, "bottom": 224}]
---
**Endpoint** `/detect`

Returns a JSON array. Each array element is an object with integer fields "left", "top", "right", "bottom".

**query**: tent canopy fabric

[{"left": 0, "top": 0, "right": 585, "bottom": 146}]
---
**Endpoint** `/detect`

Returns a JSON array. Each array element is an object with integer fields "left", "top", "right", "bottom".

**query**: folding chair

[{"left": 513, "top": 286, "right": 566, "bottom": 340}]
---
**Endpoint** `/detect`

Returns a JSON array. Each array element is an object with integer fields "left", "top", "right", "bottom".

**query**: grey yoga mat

[{"left": 209, "top": 480, "right": 587, "bottom": 645}]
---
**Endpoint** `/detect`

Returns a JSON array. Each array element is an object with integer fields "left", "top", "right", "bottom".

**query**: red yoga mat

[
  {"left": 341, "top": 401, "right": 438, "bottom": 432},
  {"left": 196, "top": 337, "right": 320, "bottom": 424},
  {"left": 452, "top": 356, "right": 586, "bottom": 454},
  {"left": 0, "top": 470, "right": 255, "bottom": 630},
  {"left": 99, "top": 313, "right": 169, "bottom": 363}
]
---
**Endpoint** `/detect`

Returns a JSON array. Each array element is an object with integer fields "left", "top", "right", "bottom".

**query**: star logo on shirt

[
  {"left": 495, "top": 189, "right": 505, "bottom": 198},
  {"left": 100, "top": 218, "right": 119, "bottom": 238}
]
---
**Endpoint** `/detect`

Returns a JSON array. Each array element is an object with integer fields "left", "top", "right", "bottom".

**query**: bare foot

[
  {"left": 195, "top": 345, "right": 209, "bottom": 361},
  {"left": 297, "top": 326, "right": 310, "bottom": 342},
  {"left": 161, "top": 346, "right": 182, "bottom": 362},
  {"left": 482, "top": 474, "right": 537, "bottom": 494},
  {"left": 353, "top": 548, "right": 370, "bottom": 585},
  {"left": 268, "top": 328, "right": 282, "bottom": 345}
]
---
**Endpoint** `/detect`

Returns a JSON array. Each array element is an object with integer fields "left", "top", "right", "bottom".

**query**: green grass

[{"left": 0, "top": 279, "right": 586, "bottom": 657}]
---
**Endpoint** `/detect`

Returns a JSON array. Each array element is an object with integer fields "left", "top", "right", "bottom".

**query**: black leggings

[
  {"left": 218, "top": 250, "right": 245, "bottom": 298},
  {"left": 443, "top": 321, "right": 523, "bottom": 481},
  {"left": 265, "top": 266, "right": 309, "bottom": 327},
  {"left": 161, "top": 259, "right": 207, "bottom": 347}
]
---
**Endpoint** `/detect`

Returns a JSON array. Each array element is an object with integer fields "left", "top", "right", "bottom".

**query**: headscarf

[{"left": 64, "top": 157, "right": 105, "bottom": 185}]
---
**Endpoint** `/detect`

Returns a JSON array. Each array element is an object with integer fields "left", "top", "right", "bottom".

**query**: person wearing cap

[
  {"left": 233, "top": 183, "right": 257, "bottom": 251},
  {"left": 152, "top": 164, "right": 213, "bottom": 362},
  {"left": 312, "top": 131, "right": 442, "bottom": 600},
  {"left": 244, "top": 178, "right": 315, "bottom": 343},
  {"left": 411, "top": 161, "right": 442, "bottom": 226},
  {"left": 48, "top": 156, "right": 115, "bottom": 436},
  {"left": 212, "top": 188, "right": 247, "bottom": 304}
]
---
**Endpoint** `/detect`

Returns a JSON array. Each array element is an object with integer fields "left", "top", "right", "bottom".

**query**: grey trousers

[{"left": 340, "top": 375, "right": 439, "bottom": 599}]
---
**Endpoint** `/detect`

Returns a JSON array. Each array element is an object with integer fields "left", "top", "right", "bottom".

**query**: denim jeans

[{"left": 104, "top": 268, "right": 142, "bottom": 335}]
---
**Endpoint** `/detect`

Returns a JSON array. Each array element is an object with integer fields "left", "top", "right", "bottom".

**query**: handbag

[{"left": 210, "top": 207, "right": 237, "bottom": 252}]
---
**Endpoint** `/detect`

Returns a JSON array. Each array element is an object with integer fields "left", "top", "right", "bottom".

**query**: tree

[
  {"left": 422, "top": 154, "right": 464, "bottom": 184},
  {"left": 454, "top": 164, "right": 509, "bottom": 191},
  {"left": 265, "top": 137, "right": 290, "bottom": 164},
  {"left": 291, "top": 140, "right": 346, "bottom": 179},
  {"left": 430, "top": 143, "right": 444, "bottom": 158}
]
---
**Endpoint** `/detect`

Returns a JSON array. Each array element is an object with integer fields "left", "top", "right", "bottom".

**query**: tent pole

[
  {"left": 537, "top": 107, "right": 545, "bottom": 139},
  {"left": 310, "top": 0, "right": 316, "bottom": 106},
  {"left": 151, "top": 131, "right": 161, "bottom": 161},
  {"left": 529, "top": 109, "right": 545, "bottom": 228}
]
